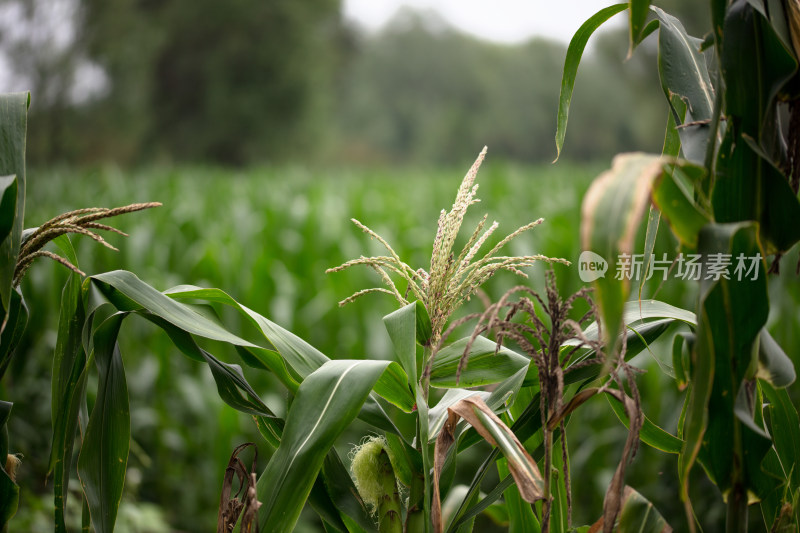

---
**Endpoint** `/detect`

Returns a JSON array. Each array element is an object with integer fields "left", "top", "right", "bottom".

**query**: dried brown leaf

[
  {"left": 432, "top": 395, "right": 543, "bottom": 533},
  {"left": 217, "top": 443, "right": 260, "bottom": 533}
]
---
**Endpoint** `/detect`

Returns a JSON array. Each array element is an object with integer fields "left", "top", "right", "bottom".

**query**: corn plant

[
  {"left": 557, "top": 1, "right": 800, "bottom": 531},
  {"left": 1, "top": 91, "right": 695, "bottom": 533},
  {"left": 324, "top": 148, "right": 700, "bottom": 533}
]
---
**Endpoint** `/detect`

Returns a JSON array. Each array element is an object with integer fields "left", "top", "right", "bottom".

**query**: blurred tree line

[{"left": 0, "top": 0, "right": 706, "bottom": 166}]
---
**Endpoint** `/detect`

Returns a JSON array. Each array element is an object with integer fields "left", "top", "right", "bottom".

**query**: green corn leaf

[
  {"left": 384, "top": 301, "right": 420, "bottom": 387},
  {"left": 547, "top": 299, "right": 690, "bottom": 387},
  {"left": 90, "top": 271, "right": 257, "bottom": 348},
  {"left": 140, "top": 314, "right": 274, "bottom": 416},
  {"left": 92, "top": 274, "right": 409, "bottom": 422},
  {"left": 653, "top": 6, "right": 714, "bottom": 118},
  {"left": 652, "top": 6, "right": 715, "bottom": 164},
  {"left": 554, "top": 3, "right": 628, "bottom": 161},
  {"left": 722, "top": 0, "right": 796, "bottom": 158},
  {"left": 629, "top": 0, "right": 653, "bottom": 52},
  {"left": 429, "top": 335, "right": 528, "bottom": 388},
  {"left": 714, "top": 131, "right": 800, "bottom": 254},
  {"left": 447, "top": 476, "right": 515, "bottom": 533},
  {"left": 253, "top": 414, "right": 284, "bottom": 450},
  {"left": 714, "top": 1, "right": 800, "bottom": 253},
  {"left": 757, "top": 330, "right": 796, "bottom": 388},
  {"left": 167, "top": 285, "right": 413, "bottom": 411},
  {"left": 318, "top": 449, "right": 376, "bottom": 533},
  {"left": 661, "top": 94, "right": 683, "bottom": 158},
  {"left": 441, "top": 485, "right": 481, "bottom": 533},
  {"left": 373, "top": 362, "right": 415, "bottom": 413},
  {"left": 0, "top": 287, "right": 26, "bottom": 382},
  {"left": 77, "top": 313, "right": 130, "bottom": 533},
  {"left": 485, "top": 364, "right": 527, "bottom": 413},
  {"left": 308, "top": 480, "right": 350, "bottom": 533},
  {"left": 429, "top": 389, "right": 491, "bottom": 442},
  {"left": 638, "top": 205, "right": 660, "bottom": 302},
  {"left": 415, "top": 300, "right": 433, "bottom": 347},
  {"left": 481, "top": 501, "right": 510, "bottom": 528},
  {"left": 567, "top": 299, "right": 696, "bottom": 343},
  {"left": 672, "top": 332, "right": 694, "bottom": 390},
  {"left": 549, "top": 434, "right": 569, "bottom": 533},
  {"left": 165, "top": 284, "right": 328, "bottom": 377},
  {"left": 497, "top": 458, "right": 540, "bottom": 533},
  {"left": 0, "top": 92, "right": 28, "bottom": 317},
  {"left": 606, "top": 393, "right": 683, "bottom": 455},
  {"left": 0, "top": 176, "right": 16, "bottom": 251},
  {"left": 616, "top": 486, "right": 672, "bottom": 532},
  {"left": 560, "top": 320, "right": 674, "bottom": 387},
  {"left": 256, "top": 359, "right": 395, "bottom": 532},
  {"left": 384, "top": 432, "right": 420, "bottom": 489},
  {"left": 762, "top": 382, "right": 800, "bottom": 491},
  {"left": 652, "top": 165, "right": 712, "bottom": 249},
  {"left": 0, "top": 401, "right": 18, "bottom": 530},
  {"left": 681, "top": 222, "right": 771, "bottom": 504},
  {"left": 434, "top": 365, "right": 527, "bottom": 448},
  {"left": 581, "top": 154, "right": 667, "bottom": 353},
  {"left": 49, "top": 242, "right": 88, "bottom": 533},
  {"left": 235, "top": 345, "right": 299, "bottom": 394}
]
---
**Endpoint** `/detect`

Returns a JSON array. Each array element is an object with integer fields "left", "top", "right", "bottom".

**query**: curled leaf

[{"left": 432, "top": 395, "right": 543, "bottom": 533}]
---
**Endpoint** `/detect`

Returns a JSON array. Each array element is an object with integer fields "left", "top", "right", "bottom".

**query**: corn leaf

[
  {"left": 762, "top": 382, "right": 800, "bottom": 491},
  {"left": 49, "top": 238, "right": 87, "bottom": 533},
  {"left": 651, "top": 166, "right": 711, "bottom": 249},
  {"left": 429, "top": 336, "right": 528, "bottom": 388},
  {"left": 680, "top": 222, "right": 772, "bottom": 504},
  {"left": 0, "top": 400, "right": 18, "bottom": 529},
  {"left": 605, "top": 394, "right": 683, "bottom": 455},
  {"left": 615, "top": 486, "right": 672, "bottom": 532},
  {"left": 629, "top": 0, "right": 653, "bottom": 51},
  {"left": 314, "top": 449, "right": 376, "bottom": 533},
  {"left": 0, "top": 287, "right": 26, "bottom": 381},
  {"left": 554, "top": 3, "right": 628, "bottom": 161},
  {"left": 77, "top": 313, "right": 130, "bottom": 533},
  {"left": 652, "top": 6, "right": 715, "bottom": 164},
  {"left": 429, "top": 390, "right": 490, "bottom": 442},
  {"left": 0, "top": 176, "right": 16, "bottom": 253},
  {"left": 167, "top": 284, "right": 414, "bottom": 413},
  {"left": 90, "top": 271, "right": 257, "bottom": 348},
  {"left": 497, "top": 458, "right": 540, "bottom": 533},
  {"left": 580, "top": 154, "right": 667, "bottom": 352},
  {"left": 0, "top": 92, "right": 28, "bottom": 317},
  {"left": 433, "top": 395, "right": 543, "bottom": 533},
  {"left": 142, "top": 315, "right": 275, "bottom": 416},
  {"left": 714, "top": 1, "right": 800, "bottom": 253},
  {"left": 384, "top": 301, "right": 420, "bottom": 387},
  {"left": 435, "top": 365, "right": 527, "bottom": 450},
  {"left": 569, "top": 299, "right": 696, "bottom": 343},
  {"left": 757, "top": 330, "right": 796, "bottom": 389},
  {"left": 256, "top": 359, "right": 396, "bottom": 532}
]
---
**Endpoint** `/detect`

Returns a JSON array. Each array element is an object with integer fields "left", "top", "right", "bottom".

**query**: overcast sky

[{"left": 342, "top": 0, "right": 627, "bottom": 44}]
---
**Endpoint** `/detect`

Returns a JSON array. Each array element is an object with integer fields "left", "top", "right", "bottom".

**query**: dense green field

[{"left": 8, "top": 161, "right": 800, "bottom": 530}]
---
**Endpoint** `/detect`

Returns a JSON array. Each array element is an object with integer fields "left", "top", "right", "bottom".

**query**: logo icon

[{"left": 578, "top": 251, "right": 607, "bottom": 282}]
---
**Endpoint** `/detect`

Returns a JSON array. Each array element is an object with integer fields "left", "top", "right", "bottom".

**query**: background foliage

[{"left": 2, "top": 0, "right": 702, "bottom": 166}]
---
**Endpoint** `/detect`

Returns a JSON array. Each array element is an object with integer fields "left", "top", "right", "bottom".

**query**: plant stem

[
  {"left": 702, "top": 67, "right": 724, "bottom": 197},
  {"left": 725, "top": 483, "right": 748, "bottom": 533},
  {"left": 375, "top": 449, "right": 404, "bottom": 533},
  {"left": 419, "top": 398, "right": 432, "bottom": 532},
  {"left": 406, "top": 381, "right": 432, "bottom": 533},
  {"left": 542, "top": 427, "right": 553, "bottom": 533}
]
